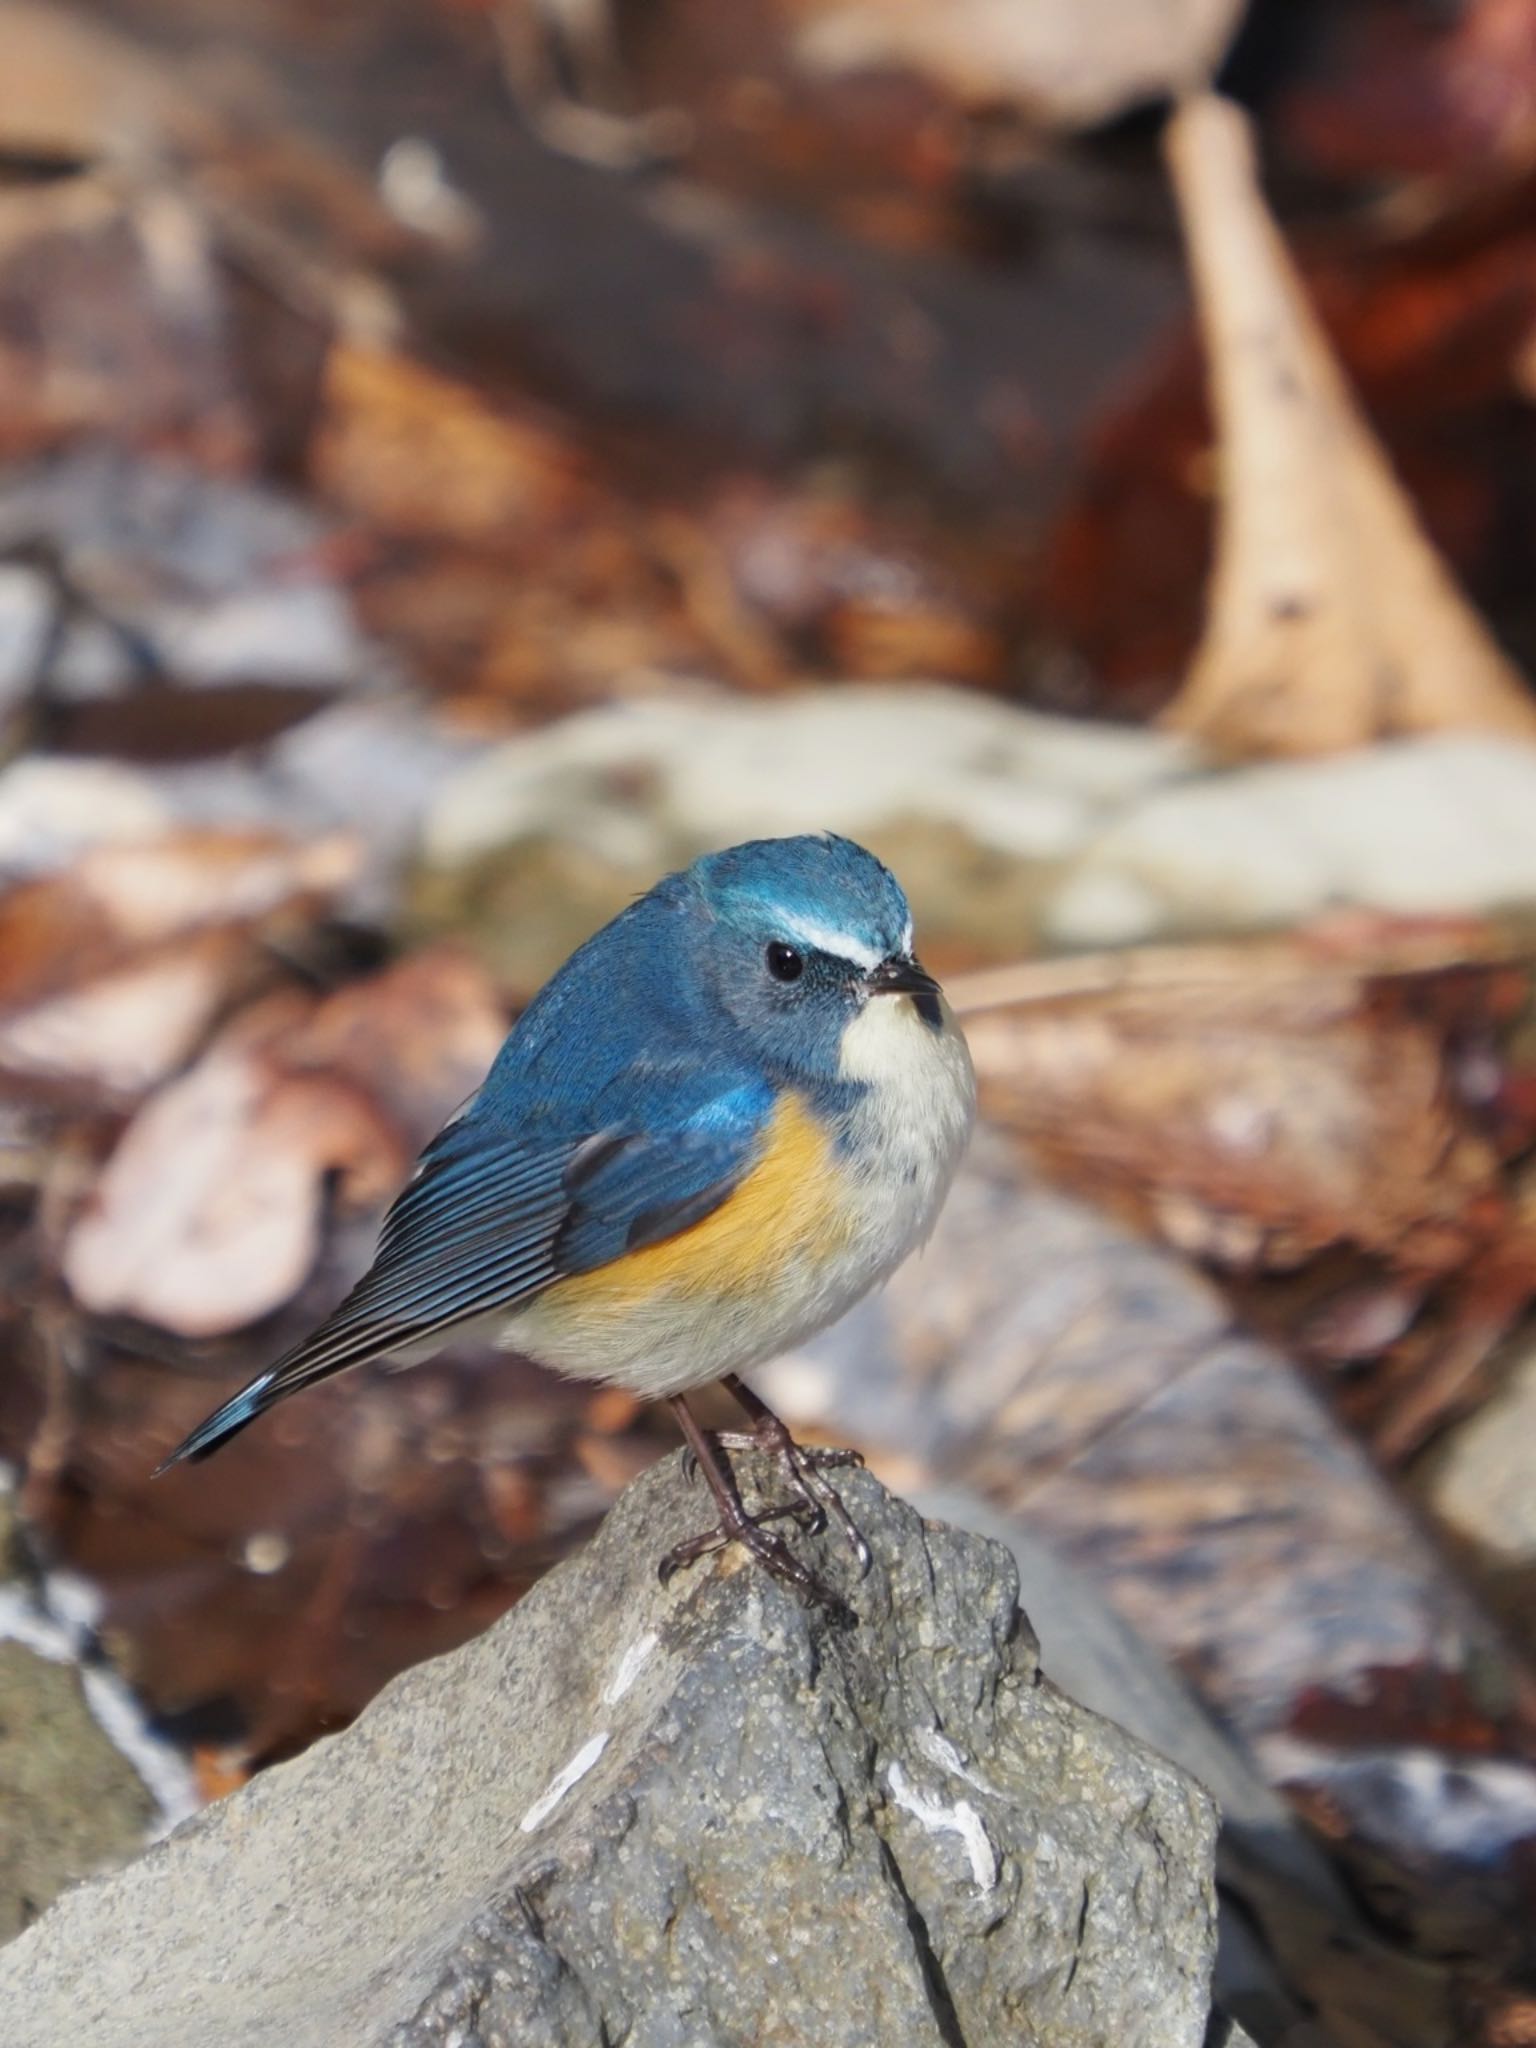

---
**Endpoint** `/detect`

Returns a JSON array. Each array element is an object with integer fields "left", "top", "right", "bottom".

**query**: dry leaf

[
  {"left": 0, "top": 3, "right": 205, "bottom": 169},
  {"left": 61, "top": 993, "right": 382, "bottom": 1336},
  {"left": 312, "top": 344, "right": 586, "bottom": 546},
  {"left": 0, "top": 831, "right": 359, "bottom": 1007},
  {"left": 0, "top": 831, "right": 360, "bottom": 1095},
  {"left": 1162, "top": 92, "right": 1536, "bottom": 758},
  {"left": 0, "top": 932, "right": 255, "bottom": 1097},
  {"left": 962, "top": 933, "right": 1536, "bottom": 1456},
  {"left": 61, "top": 948, "right": 505, "bottom": 1336},
  {"left": 967, "top": 973, "right": 1508, "bottom": 1277}
]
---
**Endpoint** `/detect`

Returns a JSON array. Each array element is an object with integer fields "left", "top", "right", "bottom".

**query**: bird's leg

[
  {"left": 717, "top": 1374, "right": 871, "bottom": 1576},
  {"left": 660, "top": 1395, "right": 848, "bottom": 1612}
]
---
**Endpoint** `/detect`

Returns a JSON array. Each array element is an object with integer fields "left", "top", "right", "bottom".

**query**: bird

[{"left": 157, "top": 833, "right": 975, "bottom": 1605}]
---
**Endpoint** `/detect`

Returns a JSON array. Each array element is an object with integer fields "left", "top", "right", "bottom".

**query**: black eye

[{"left": 766, "top": 941, "right": 804, "bottom": 983}]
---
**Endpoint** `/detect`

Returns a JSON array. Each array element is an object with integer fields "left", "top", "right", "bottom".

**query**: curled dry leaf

[
  {"left": 0, "top": 932, "right": 259, "bottom": 1100},
  {"left": 0, "top": 2, "right": 207, "bottom": 170},
  {"left": 44, "top": 832, "right": 360, "bottom": 957},
  {"left": 62, "top": 1000, "right": 375, "bottom": 1337},
  {"left": 1162, "top": 93, "right": 1536, "bottom": 758},
  {"left": 61, "top": 947, "right": 505, "bottom": 1337}
]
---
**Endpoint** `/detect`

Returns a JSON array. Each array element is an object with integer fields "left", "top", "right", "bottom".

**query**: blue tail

[{"left": 154, "top": 1371, "right": 279, "bottom": 1473}]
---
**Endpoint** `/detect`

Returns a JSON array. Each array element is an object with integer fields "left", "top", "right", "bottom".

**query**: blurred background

[{"left": 9, "top": 1, "right": 1536, "bottom": 2041}]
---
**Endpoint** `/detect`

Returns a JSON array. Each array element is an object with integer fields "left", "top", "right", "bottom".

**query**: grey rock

[
  {"left": 0, "top": 1644, "right": 156, "bottom": 1944},
  {"left": 413, "top": 693, "right": 1536, "bottom": 989},
  {"left": 1049, "top": 733, "right": 1536, "bottom": 944},
  {"left": 0, "top": 449, "right": 363, "bottom": 695},
  {"left": 420, "top": 687, "right": 1186, "bottom": 873},
  {"left": 409, "top": 687, "right": 1189, "bottom": 985},
  {"left": 0, "top": 1487, "right": 158, "bottom": 1940},
  {"left": 1423, "top": 1321, "right": 1536, "bottom": 1658},
  {"left": 0, "top": 1459, "right": 1218, "bottom": 2048}
]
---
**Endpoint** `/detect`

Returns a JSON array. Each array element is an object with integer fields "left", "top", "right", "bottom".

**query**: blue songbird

[{"left": 159, "top": 834, "right": 975, "bottom": 1603}]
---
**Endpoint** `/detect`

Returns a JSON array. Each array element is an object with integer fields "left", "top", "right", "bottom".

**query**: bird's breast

[
  {"left": 547, "top": 1089, "right": 854, "bottom": 1317},
  {"left": 506, "top": 998, "right": 973, "bottom": 1394}
]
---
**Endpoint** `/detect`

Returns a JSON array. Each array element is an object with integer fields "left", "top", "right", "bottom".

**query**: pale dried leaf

[
  {"left": 72, "top": 833, "right": 360, "bottom": 947},
  {"left": 0, "top": 934, "right": 249, "bottom": 1095},
  {"left": 0, "top": 1, "right": 202, "bottom": 168},
  {"left": 966, "top": 976, "right": 1504, "bottom": 1273},
  {"left": 790, "top": 0, "right": 1243, "bottom": 128},
  {"left": 1163, "top": 92, "right": 1536, "bottom": 758},
  {"left": 61, "top": 1006, "right": 377, "bottom": 1336},
  {"left": 0, "top": 830, "right": 360, "bottom": 1026},
  {"left": 61, "top": 951, "right": 506, "bottom": 1337}
]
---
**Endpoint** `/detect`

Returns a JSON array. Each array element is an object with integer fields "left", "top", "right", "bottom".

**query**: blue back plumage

[{"left": 478, "top": 870, "right": 712, "bottom": 1131}]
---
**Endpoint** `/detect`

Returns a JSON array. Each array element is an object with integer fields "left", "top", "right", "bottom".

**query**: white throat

[{"left": 836, "top": 991, "right": 975, "bottom": 1229}]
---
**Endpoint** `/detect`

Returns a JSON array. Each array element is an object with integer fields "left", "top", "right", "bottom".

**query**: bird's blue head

[{"left": 680, "top": 834, "right": 942, "bottom": 1077}]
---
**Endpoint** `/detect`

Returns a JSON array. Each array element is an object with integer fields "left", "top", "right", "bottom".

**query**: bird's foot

[
  {"left": 658, "top": 1500, "right": 847, "bottom": 1615},
  {"left": 709, "top": 1428, "right": 871, "bottom": 1574},
  {"left": 665, "top": 1393, "right": 856, "bottom": 1615},
  {"left": 713, "top": 1374, "right": 872, "bottom": 1577}
]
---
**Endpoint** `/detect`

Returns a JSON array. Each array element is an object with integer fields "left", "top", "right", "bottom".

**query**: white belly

[{"left": 504, "top": 995, "right": 975, "bottom": 1398}]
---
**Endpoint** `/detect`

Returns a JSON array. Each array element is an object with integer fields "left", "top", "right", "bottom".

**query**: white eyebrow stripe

[{"left": 773, "top": 913, "right": 884, "bottom": 970}]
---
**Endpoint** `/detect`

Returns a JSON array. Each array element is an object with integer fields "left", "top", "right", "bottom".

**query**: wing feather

[{"left": 158, "top": 1074, "right": 774, "bottom": 1467}]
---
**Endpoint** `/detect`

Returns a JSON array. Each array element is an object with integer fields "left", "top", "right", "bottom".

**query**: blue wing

[{"left": 158, "top": 1067, "right": 773, "bottom": 1466}]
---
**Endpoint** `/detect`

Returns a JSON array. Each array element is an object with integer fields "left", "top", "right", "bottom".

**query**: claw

[
  {"left": 723, "top": 1388, "right": 871, "bottom": 1576},
  {"left": 662, "top": 1388, "right": 869, "bottom": 1615},
  {"left": 659, "top": 1501, "right": 848, "bottom": 1613}
]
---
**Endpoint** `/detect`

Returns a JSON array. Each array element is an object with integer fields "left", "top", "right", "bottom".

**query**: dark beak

[
  {"left": 866, "top": 953, "right": 939, "bottom": 998},
  {"left": 865, "top": 953, "right": 944, "bottom": 1026}
]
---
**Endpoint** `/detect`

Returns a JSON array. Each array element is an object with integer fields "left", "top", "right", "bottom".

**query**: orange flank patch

[{"left": 550, "top": 1091, "right": 851, "bottom": 1313}]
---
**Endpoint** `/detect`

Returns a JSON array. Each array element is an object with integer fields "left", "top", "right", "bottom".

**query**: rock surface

[
  {"left": 0, "top": 1642, "right": 155, "bottom": 1943},
  {"left": 0, "top": 1486, "right": 159, "bottom": 1940},
  {"left": 1048, "top": 731, "right": 1536, "bottom": 943},
  {"left": 1424, "top": 1324, "right": 1536, "bottom": 1656},
  {"left": 409, "top": 690, "right": 1536, "bottom": 985},
  {"left": 0, "top": 1457, "right": 1218, "bottom": 2048},
  {"left": 409, "top": 685, "right": 1188, "bottom": 985}
]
